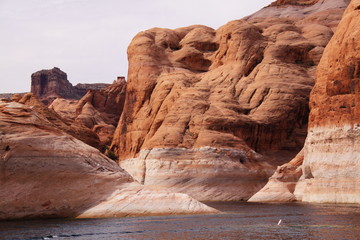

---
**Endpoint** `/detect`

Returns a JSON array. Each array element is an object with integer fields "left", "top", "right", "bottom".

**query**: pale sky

[{"left": 0, "top": 0, "right": 274, "bottom": 93}]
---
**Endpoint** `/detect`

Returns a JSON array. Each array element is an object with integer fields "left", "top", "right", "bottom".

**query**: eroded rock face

[
  {"left": 248, "top": 150, "right": 304, "bottom": 202},
  {"left": 269, "top": 0, "right": 321, "bottom": 7},
  {"left": 294, "top": 0, "right": 360, "bottom": 203},
  {"left": 31, "top": 67, "right": 110, "bottom": 105},
  {"left": 250, "top": 0, "right": 360, "bottom": 204},
  {"left": 250, "top": 0, "right": 350, "bottom": 25},
  {"left": 50, "top": 77, "right": 127, "bottom": 146},
  {"left": 111, "top": 0, "right": 348, "bottom": 201},
  {"left": 13, "top": 93, "right": 101, "bottom": 148},
  {"left": 0, "top": 100, "right": 216, "bottom": 220}
]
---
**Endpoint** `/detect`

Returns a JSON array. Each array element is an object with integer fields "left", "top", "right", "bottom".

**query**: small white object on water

[{"left": 277, "top": 219, "right": 282, "bottom": 225}]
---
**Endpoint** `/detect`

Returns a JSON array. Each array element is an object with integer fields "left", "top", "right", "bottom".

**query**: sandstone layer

[
  {"left": 250, "top": 0, "right": 360, "bottom": 204},
  {"left": 0, "top": 100, "right": 215, "bottom": 220},
  {"left": 295, "top": 0, "right": 360, "bottom": 203},
  {"left": 12, "top": 93, "right": 100, "bottom": 148},
  {"left": 50, "top": 77, "right": 127, "bottom": 147},
  {"left": 111, "top": 0, "right": 348, "bottom": 201},
  {"left": 248, "top": 150, "right": 303, "bottom": 202}
]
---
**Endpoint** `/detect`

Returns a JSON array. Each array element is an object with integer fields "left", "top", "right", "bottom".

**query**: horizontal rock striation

[
  {"left": 0, "top": 100, "right": 216, "bottom": 220},
  {"left": 296, "top": 0, "right": 360, "bottom": 203},
  {"left": 250, "top": 0, "right": 360, "bottom": 204},
  {"left": 111, "top": 0, "right": 348, "bottom": 201},
  {"left": 120, "top": 147, "right": 273, "bottom": 201}
]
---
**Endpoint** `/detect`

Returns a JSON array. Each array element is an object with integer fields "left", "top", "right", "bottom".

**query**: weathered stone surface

[
  {"left": 249, "top": 0, "right": 350, "bottom": 22},
  {"left": 294, "top": 0, "right": 360, "bottom": 203},
  {"left": 15, "top": 93, "right": 100, "bottom": 148},
  {"left": 251, "top": 0, "right": 360, "bottom": 204},
  {"left": 50, "top": 77, "right": 126, "bottom": 146},
  {"left": 269, "top": 0, "right": 321, "bottom": 7},
  {"left": 111, "top": 0, "right": 347, "bottom": 201},
  {"left": 120, "top": 147, "right": 273, "bottom": 201},
  {"left": 31, "top": 67, "right": 110, "bottom": 105},
  {"left": 0, "top": 100, "right": 216, "bottom": 220},
  {"left": 248, "top": 150, "right": 303, "bottom": 202}
]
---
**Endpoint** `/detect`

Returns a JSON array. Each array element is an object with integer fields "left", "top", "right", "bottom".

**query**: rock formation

[
  {"left": 295, "top": 0, "right": 360, "bottom": 203},
  {"left": 0, "top": 100, "right": 216, "bottom": 220},
  {"left": 250, "top": 0, "right": 360, "bottom": 203},
  {"left": 0, "top": 93, "right": 26, "bottom": 100},
  {"left": 269, "top": 0, "right": 320, "bottom": 7},
  {"left": 110, "top": 0, "right": 349, "bottom": 201},
  {"left": 31, "top": 67, "right": 110, "bottom": 105},
  {"left": 50, "top": 77, "right": 127, "bottom": 147},
  {"left": 249, "top": 150, "right": 304, "bottom": 202},
  {"left": 12, "top": 93, "right": 101, "bottom": 148}
]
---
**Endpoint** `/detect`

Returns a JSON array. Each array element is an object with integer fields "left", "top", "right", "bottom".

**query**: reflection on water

[{"left": 1, "top": 202, "right": 360, "bottom": 240}]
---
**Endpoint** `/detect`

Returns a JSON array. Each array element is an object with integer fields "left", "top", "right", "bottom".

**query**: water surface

[{"left": 1, "top": 202, "right": 360, "bottom": 239}]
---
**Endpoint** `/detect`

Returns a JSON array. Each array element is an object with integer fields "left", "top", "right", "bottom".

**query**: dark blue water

[{"left": 1, "top": 202, "right": 360, "bottom": 240}]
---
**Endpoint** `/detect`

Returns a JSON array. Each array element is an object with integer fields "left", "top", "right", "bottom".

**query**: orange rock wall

[
  {"left": 250, "top": 0, "right": 360, "bottom": 204},
  {"left": 296, "top": 0, "right": 360, "bottom": 203},
  {"left": 110, "top": 0, "right": 348, "bottom": 201}
]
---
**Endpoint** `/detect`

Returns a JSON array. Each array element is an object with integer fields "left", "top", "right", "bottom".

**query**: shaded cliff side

[
  {"left": 110, "top": 0, "right": 349, "bottom": 201},
  {"left": 50, "top": 77, "right": 127, "bottom": 148},
  {"left": 250, "top": 0, "right": 360, "bottom": 203}
]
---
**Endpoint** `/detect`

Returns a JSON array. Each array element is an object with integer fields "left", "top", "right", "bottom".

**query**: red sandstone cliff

[
  {"left": 110, "top": 0, "right": 349, "bottom": 201},
  {"left": 250, "top": 0, "right": 360, "bottom": 203},
  {"left": 50, "top": 77, "right": 127, "bottom": 147}
]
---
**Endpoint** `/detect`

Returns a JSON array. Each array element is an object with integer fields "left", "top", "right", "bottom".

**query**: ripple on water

[{"left": 1, "top": 202, "right": 360, "bottom": 240}]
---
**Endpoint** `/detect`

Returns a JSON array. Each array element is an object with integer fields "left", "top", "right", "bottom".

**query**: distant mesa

[
  {"left": 31, "top": 67, "right": 111, "bottom": 105},
  {"left": 0, "top": 93, "right": 19, "bottom": 100}
]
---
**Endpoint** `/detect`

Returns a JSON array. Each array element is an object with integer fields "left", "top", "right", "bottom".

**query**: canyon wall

[
  {"left": 50, "top": 77, "right": 127, "bottom": 148},
  {"left": 250, "top": 0, "right": 360, "bottom": 203},
  {"left": 296, "top": 0, "right": 360, "bottom": 203},
  {"left": 0, "top": 100, "right": 215, "bottom": 220},
  {"left": 110, "top": 0, "right": 349, "bottom": 201}
]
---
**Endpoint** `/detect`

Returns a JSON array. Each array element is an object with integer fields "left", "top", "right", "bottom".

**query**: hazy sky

[{"left": 0, "top": 0, "right": 274, "bottom": 93}]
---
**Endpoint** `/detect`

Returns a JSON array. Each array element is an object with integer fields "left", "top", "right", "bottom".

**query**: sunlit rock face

[
  {"left": 294, "top": 0, "right": 360, "bottom": 204},
  {"left": 0, "top": 100, "right": 216, "bottom": 220},
  {"left": 12, "top": 93, "right": 101, "bottom": 149},
  {"left": 251, "top": 0, "right": 360, "bottom": 204},
  {"left": 110, "top": 0, "right": 348, "bottom": 201}
]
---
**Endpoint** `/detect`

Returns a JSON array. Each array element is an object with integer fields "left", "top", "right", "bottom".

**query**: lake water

[{"left": 1, "top": 202, "right": 360, "bottom": 240}]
